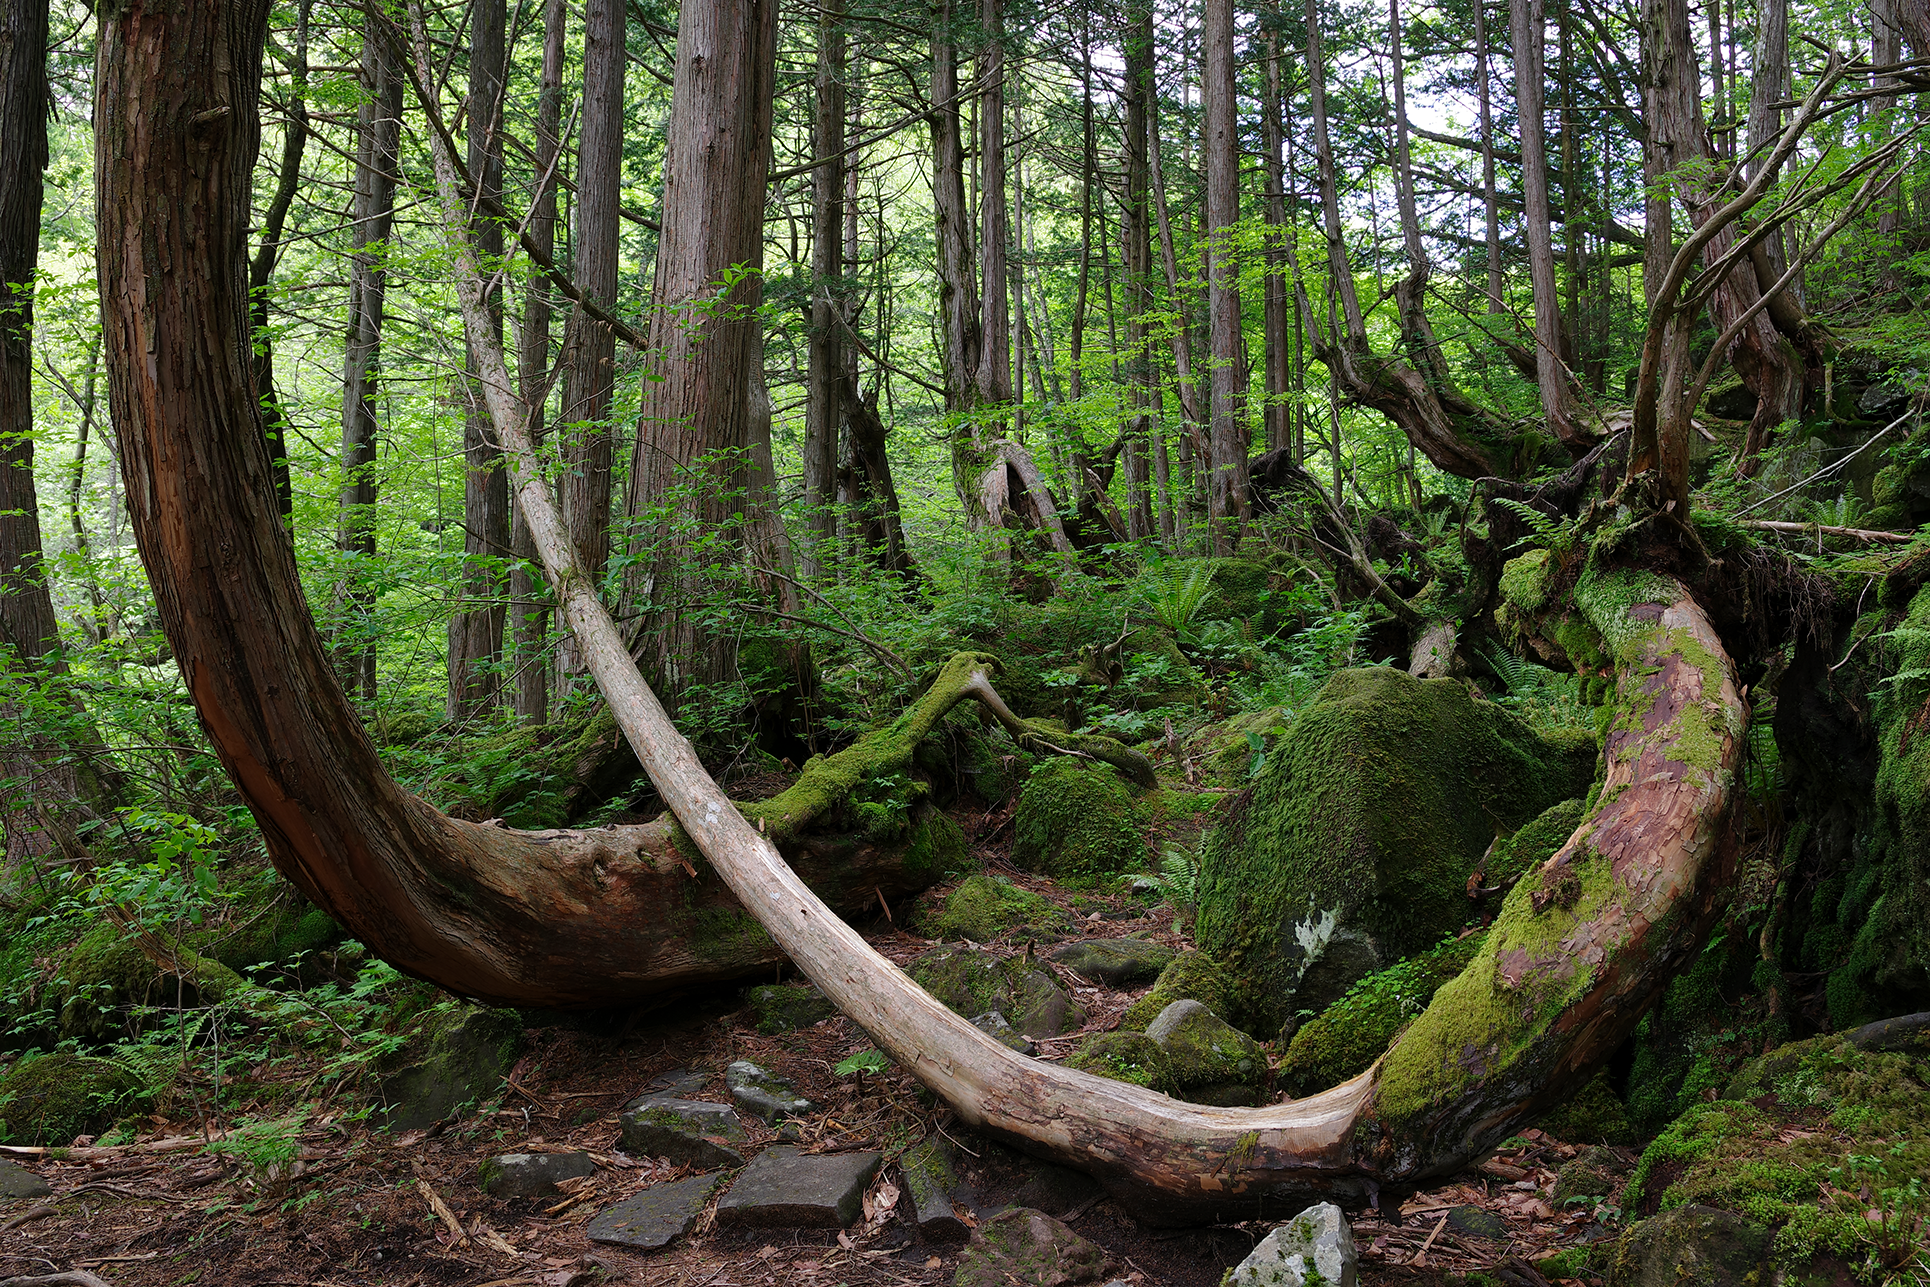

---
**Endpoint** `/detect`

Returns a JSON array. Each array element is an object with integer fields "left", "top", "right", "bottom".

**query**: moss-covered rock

[
  {"left": 1197, "top": 666, "right": 1597, "bottom": 1034},
  {"left": 1064, "top": 1031, "right": 1172, "bottom": 1091},
  {"left": 746, "top": 983, "right": 836, "bottom": 1034},
  {"left": 375, "top": 1005, "right": 524, "bottom": 1130},
  {"left": 919, "top": 875, "right": 1068, "bottom": 943},
  {"left": 57, "top": 925, "right": 244, "bottom": 1042},
  {"left": 1012, "top": 758, "right": 1148, "bottom": 879},
  {"left": 908, "top": 946, "right": 1085, "bottom": 1039},
  {"left": 955, "top": 1207, "right": 1115, "bottom": 1287},
  {"left": 1607, "top": 1205, "right": 1771, "bottom": 1287},
  {"left": 1487, "top": 797, "right": 1588, "bottom": 889},
  {"left": 1120, "top": 951, "right": 1231, "bottom": 1031},
  {"left": 1540, "top": 1069, "right": 1636, "bottom": 1145},
  {"left": 1277, "top": 931, "right": 1488, "bottom": 1096},
  {"left": 1144, "top": 1000, "right": 1265, "bottom": 1104},
  {"left": 0, "top": 1051, "right": 143, "bottom": 1144},
  {"left": 1553, "top": 1145, "right": 1625, "bottom": 1202}
]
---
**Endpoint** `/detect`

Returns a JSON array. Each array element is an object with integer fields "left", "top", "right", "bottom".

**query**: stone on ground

[
  {"left": 714, "top": 1145, "right": 882, "bottom": 1228},
  {"left": 587, "top": 1173, "right": 723, "bottom": 1250},
  {"left": 725, "top": 1060, "right": 815, "bottom": 1123},
  {"left": 1012, "top": 757, "right": 1147, "bottom": 879},
  {"left": 954, "top": 1207, "right": 1116, "bottom": 1287},
  {"left": 910, "top": 945, "right": 1085, "bottom": 1039},
  {"left": 0, "top": 1157, "right": 52, "bottom": 1199},
  {"left": 1606, "top": 1206, "right": 1770, "bottom": 1287},
  {"left": 1445, "top": 1204, "right": 1507, "bottom": 1240},
  {"left": 899, "top": 1138, "right": 968, "bottom": 1242},
  {"left": 746, "top": 983, "right": 836, "bottom": 1034},
  {"left": 618, "top": 1096, "right": 746, "bottom": 1170},
  {"left": 477, "top": 1150, "right": 595, "bottom": 1198},
  {"left": 1226, "top": 1202, "right": 1358, "bottom": 1287},
  {"left": 1145, "top": 999, "right": 1265, "bottom": 1104},
  {"left": 973, "top": 1010, "right": 1036, "bottom": 1054},
  {"left": 1049, "top": 939, "right": 1175, "bottom": 987},
  {"left": 1553, "top": 1146, "right": 1623, "bottom": 1202},
  {"left": 922, "top": 874, "right": 1068, "bottom": 943},
  {"left": 1119, "top": 951, "right": 1231, "bottom": 1031},
  {"left": 375, "top": 1005, "right": 523, "bottom": 1130}
]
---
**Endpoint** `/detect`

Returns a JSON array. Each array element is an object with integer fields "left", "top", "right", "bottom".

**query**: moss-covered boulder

[
  {"left": 1120, "top": 951, "right": 1231, "bottom": 1031},
  {"left": 375, "top": 1005, "right": 524, "bottom": 1130},
  {"left": 0, "top": 1051, "right": 143, "bottom": 1144},
  {"left": 1607, "top": 1206, "right": 1771, "bottom": 1287},
  {"left": 908, "top": 946, "right": 1085, "bottom": 1039},
  {"left": 1277, "top": 931, "right": 1488, "bottom": 1095},
  {"left": 1487, "top": 797, "right": 1588, "bottom": 889},
  {"left": 1540, "top": 1069, "right": 1636, "bottom": 1145},
  {"left": 1621, "top": 1035, "right": 1929, "bottom": 1275},
  {"left": 1553, "top": 1145, "right": 1625, "bottom": 1202},
  {"left": 1012, "top": 758, "right": 1147, "bottom": 879},
  {"left": 57, "top": 925, "right": 244, "bottom": 1042},
  {"left": 919, "top": 875, "right": 1068, "bottom": 943},
  {"left": 746, "top": 983, "right": 836, "bottom": 1034},
  {"left": 955, "top": 1207, "right": 1115, "bottom": 1287},
  {"left": 1144, "top": 1000, "right": 1266, "bottom": 1105},
  {"left": 188, "top": 892, "right": 341, "bottom": 977},
  {"left": 1196, "top": 666, "right": 1597, "bottom": 1033},
  {"left": 1064, "top": 1031, "right": 1172, "bottom": 1091}
]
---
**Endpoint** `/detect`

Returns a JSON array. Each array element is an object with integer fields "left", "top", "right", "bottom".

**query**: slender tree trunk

[
  {"left": 976, "top": 0, "right": 1012, "bottom": 423},
  {"left": 624, "top": 0, "right": 778, "bottom": 704},
  {"left": 1261, "top": 19, "right": 1292, "bottom": 457},
  {"left": 1122, "top": 0, "right": 1156, "bottom": 541},
  {"left": 802, "top": 0, "right": 846, "bottom": 581},
  {"left": 1146, "top": 84, "right": 1207, "bottom": 457},
  {"left": 1204, "top": 0, "right": 1246, "bottom": 551},
  {"left": 1510, "top": 0, "right": 1587, "bottom": 449},
  {"left": 335, "top": 17, "right": 403, "bottom": 706},
  {"left": 248, "top": 0, "right": 310, "bottom": 522},
  {"left": 447, "top": 0, "right": 509, "bottom": 722},
  {"left": 510, "top": 0, "right": 566, "bottom": 726},
  {"left": 1473, "top": 0, "right": 1505, "bottom": 313},
  {"left": 931, "top": 2, "right": 983, "bottom": 479}
]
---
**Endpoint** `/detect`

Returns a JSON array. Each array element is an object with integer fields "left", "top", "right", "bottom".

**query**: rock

[
  {"left": 1145, "top": 1000, "right": 1265, "bottom": 1101},
  {"left": 375, "top": 1005, "right": 524, "bottom": 1130},
  {"left": 1064, "top": 1031, "right": 1171, "bottom": 1091},
  {"left": 1445, "top": 1205, "right": 1507, "bottom": 1240},
  {"left": 899, "top": 1139, "right": 969, "bottom": 1242},
  {"left": 0, "top": 1052, "right": 141, "bottom": 1146},
  {"left": 1278, "top": 932, "right": 1488, "bottom": 1095},
  {"left": 910, "top": 946, "right": 1086, "bottom": 1040},
  {"left": 1014, "top": 1162, "right": 1101, "bottom": 1217},
  {"left": 587, "top": 1173, "right": 724, "bottom": 1250},
  {"left": 1196, "top": 667, "right": 1595, "bottom": 1032},
  {"left": 1226, "top": 1202, "right": 1359, "bottom": 1287},
  {"left": 954, "top": 1207, "right": 1116, "bottom": 1287},
  {"left": 973, "top": 1011, "right": 1036, "bottom": 1054},
  {"left": 1846, "top": 1010, "right": 1930, "bottom": 1054},
  {"left": 1283, "top": 929, "right": 1382, "bottom": 1016},
  {"left": 1553, "top": 1146, "right": 1623, "bottom": 1202},
  {"left": 1049, "top": 940, "right": 1176, "bottom": 987},
  {"left": 1538, "top": 1069, "right": 1637, "bottom": 1145},
  {"left": 0, "top": 1158, "right": 52, "bottom": 1199},
  {"left": 746, "top": 983, "right": 837, "bottom": 1034},
  {"left": 922, "top": 874, "right": 1069, "bottom": 943},
  {"left": 478, "top": 1150, "right": 596, "bottom": 1198},
  {"left": 639, "top": 1066, "right": 710, "bottom": 1098},
  {"left": 1012, "top": 758, "right": 1148, "bottom": 879},
  {"left": 1120, "top": 951, "right": 1231, "bottom": 1030},
  {"left": 1606, "top": 1206, "right": 1770, "bottom": 1287},
  {"left": 618, "top": 1097, "right": 746, "bottom": 1170},
  {"left": 725, "top": 1061, "right": 815, "bottom": 1124},
  {"left": 714, "top": 1145, "right": 882, "bottom": 1228},
  {"left": 1859, "top": 380, "right": 1909, "bottom": 417}
]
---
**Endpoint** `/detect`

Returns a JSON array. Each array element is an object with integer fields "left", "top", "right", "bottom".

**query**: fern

[
  {"left": 1491, "top": 497, "right": 1577, "bottom": 554},
  {"left": 1149, "top": 564, "right": 1220, "bottom": 636},
  {"left": 1143, "top": 844, "right": 1202, "bottom": 908},
  {"left": 1479, "top": 642, "right": 1536, "bottom": 695}
]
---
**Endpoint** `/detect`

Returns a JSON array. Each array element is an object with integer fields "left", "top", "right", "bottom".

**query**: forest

[{"left": 1, "top": 0, "right": 1929, "bottom": 1281}]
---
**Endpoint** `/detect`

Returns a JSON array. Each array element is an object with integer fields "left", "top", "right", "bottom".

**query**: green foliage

[{"left": 833, "top": 1049, "right": 892, "bottom": 1077}]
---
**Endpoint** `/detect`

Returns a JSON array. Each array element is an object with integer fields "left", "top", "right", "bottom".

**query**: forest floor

[{"left": 0, "top": 803, "right": 1633, "bottom": 1287}]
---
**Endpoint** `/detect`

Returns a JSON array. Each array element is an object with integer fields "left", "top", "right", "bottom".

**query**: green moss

[
  {"left": 1278, "top": 932, "right": 1489, "bottom": 1096},
  {"left": 1540, "top": 1070, "right": 1637, "bottom": 1145},
  {"left": 1012, "top": 757, "right": 1148, "bottom": 878},
  {"left": 1121, "top": 951, "right": 1231, "bottom": 1030},
  {"left": 1500, "top": 550, "right": 1555, "bottom": 614},
  {"left": 920, "top": 874, "right": 1069, "bottom": 943},
  {"left": 58, "top": 925, "right": 243, "bottom": 1041},
  {"left": 0, "top": 1051, "right": 143, "bottom": 1144},
  {"left": 746, "top": 983, "right": 836, "bottom": 1034},
  {"left": 1196, "top": 666, "right": 1597, "bottom": 1034},
  {"left": 1066, "top": 1030, "right": 1172, "bottom": 1090},
  {"left": 688, "top": 906, "right": 772, "bottom": 962},
  {"left": 909, "top": 946, "right": 1084, "bottom": 1038},
  {"left": 1147, "top": 1002, "right": 1265, "bottom": 1091},
  {"left": 1488, "top": 798, "right": 1588, "bottom": 889}
]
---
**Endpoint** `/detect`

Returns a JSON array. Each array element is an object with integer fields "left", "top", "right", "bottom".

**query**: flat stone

[
  {"left": 1049, "top": 939, "right": 1176, "bottom": 987},
  {"left": 899, "top": 1139, "right": 968, "bottom": 1242},
  {"left": 1226, "top": 1202, "right": 1358, "bottom": 1287},
  {"left": 725, "top": 1060, "right": 815, "bottom": 1123},
  {"left": 1446, "top": 1204, "right": 1508, "bottom": 1240},
  {"left": 972, "top": 1011, "right": 1035, "bottom": 1055},
  {"left": 955, "top": 1208, "right": 1115, "bottom": 1287},
  {"left": 477, "top": 1150, "right": 595, "bottom": 1198},
  {"left": 638, "top": 1066, "right": 710, "bottom": 1098},
  {"left": 587, "top": 1173, "right": 724, "bottom": 1250},
  {"left": 0, "top": 1158, "right": 52, "bottom": 1200},
  {"left": 618, "top": 1097, "right": 746, "bottom": 1170},
  {"left": 715, "top": 1145, "right": 881, "bottom": 1228}
]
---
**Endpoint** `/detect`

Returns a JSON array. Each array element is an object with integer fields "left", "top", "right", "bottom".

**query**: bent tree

[{"left": 102, "top": 0, "right": 1749, "bottom": 1222}]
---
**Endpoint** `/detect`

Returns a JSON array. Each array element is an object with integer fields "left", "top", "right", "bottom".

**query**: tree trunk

[
  {"left": 802, "top": 0, "right": 846, "bottom": 582},
  {"left": 1509, "top": 0, "right": 1587, "bottom": 450},
  {"left": 335, "top": 16, "right": 403, "bottom": 707},
  {"left": 1122, "top": 0, "right": 1156, "bottom": 542},
  {"left": 247, "top": 0, "right": 309, "bottom": 523},
  {"left": 930, "top": 1, "right": 983, "bottom": 457},
  {"left": 1203, "top": 0, "right": 1247, "bottom": 552},
  {"left": 509, "top": 0, "right": 567, "bottom": 727},
  {"left": 1473, "top": 0, "right": 1505, "bottom": 314},
  {"left": 623, "top": 0, "right": 778, "bottom": 703},
  {"left": 447, "top": 0, "right": 509, "bottom": 723},
  {"left": 1261, "top": 17, "right": 1292, "bottom": 457}
]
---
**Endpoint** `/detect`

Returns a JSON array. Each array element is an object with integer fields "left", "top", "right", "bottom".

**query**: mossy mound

[
  {"left": 1144, "top": 1000, "right": 1265, "bottom": 1102},
  {"left": 1011, "top": 757, "right": 1148, "bottom": 880},
  {"left": 1199, "top": 707, "right": 1297, "bottom": 787},
  {"left": 1196, "top": 666, "right": 1597, "bottom": 1034},
  {"left": 1277, "top": 931, "right": 1488, "bottom": 1096},
  {"left": 1120, "top": 951, "right": 1230, "bottom": 1031},
  {"left": 1540, "top": 1069, "right": 1637, "bottom": 1145},
  {"left": 0, "top": 1051, "right": 143, "bottom": 1144},
  {"left": 1553, "top": 1145, "right": 1626, "bottom": 1202},
  {"left": 188, "top": 893, "right": 341, "bottom": 977},
  {"left": 908, "top": 946, "right": 1085, "bottom": 1039},
  {"left": 375, "top": 1005, "right": 525, "bottom": 1131},
  {"left": 57, "top": 924, "right": 244, "bottom": 1042},
  {"left": 745, "top": 983, "right": 836, "bottom": 1034},
  {"left": 1622, "top": 1035, "right": 1930, "bottom": 1275},
  {"left": 1606, "top": 1205, "right": 1772, "bottom": 1287},
  {"left": 919, "top": 875, "right": 1068, "bottom": 943},
  {"left": 1064, "top": 1031, "right": 1171, "bottom": 1091},
  {"left": 1487, "top": 797, "right": 1588, "bottom": 888}
]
